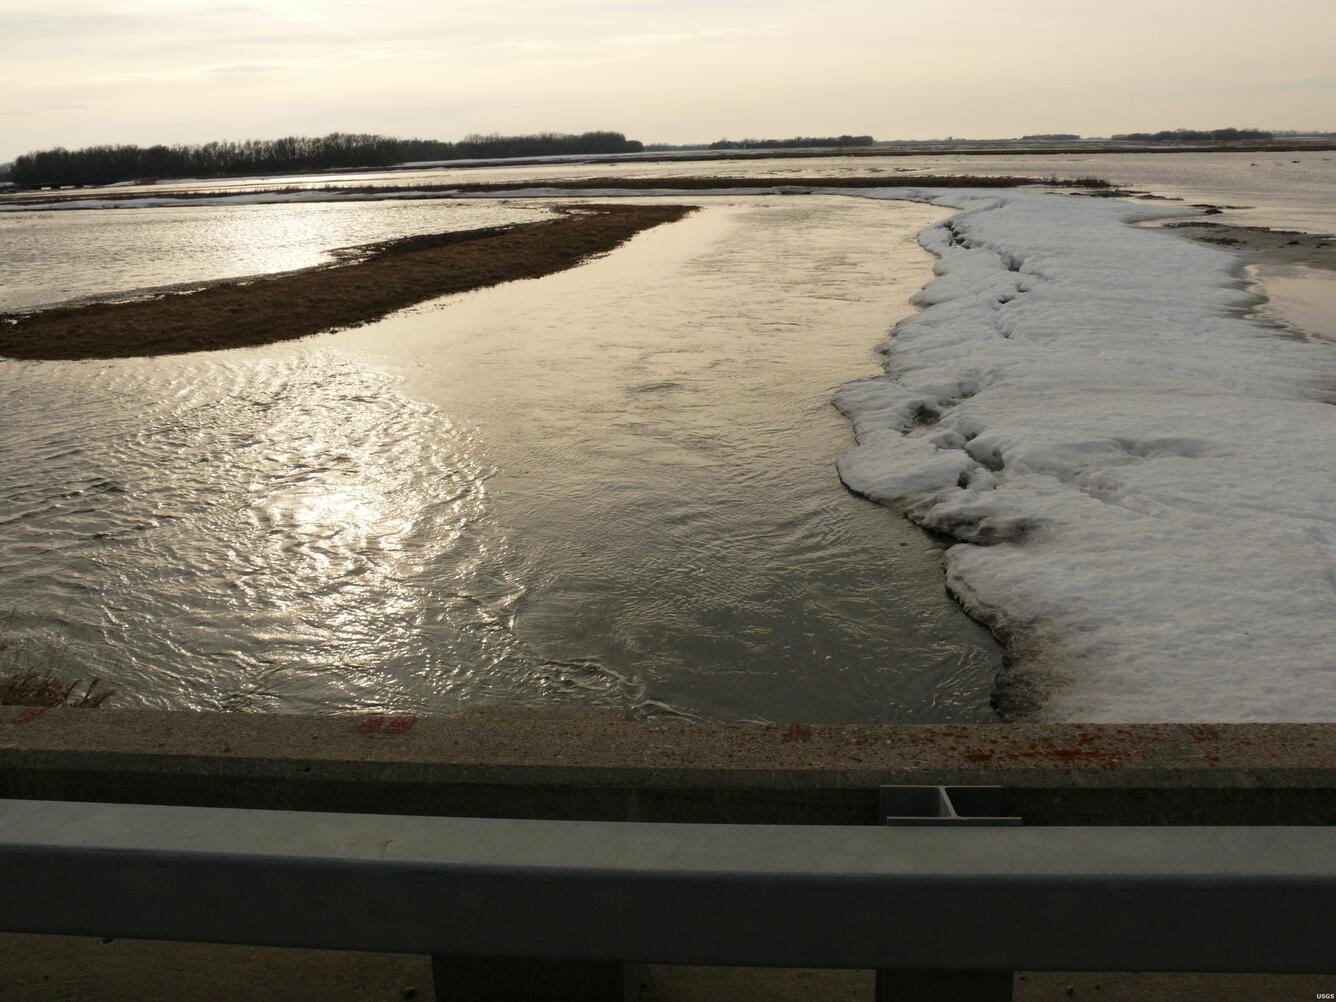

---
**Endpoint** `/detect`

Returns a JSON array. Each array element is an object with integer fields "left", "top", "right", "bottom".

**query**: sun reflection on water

[
  {"left": 0, "top": 199, "right": 553, "bottom": 312},
  {"left": 0, "top": 346, "right": 646, "bottom": 714},
  {"left": 0, "top": 195, "right": 1003, "bottom": 723}
]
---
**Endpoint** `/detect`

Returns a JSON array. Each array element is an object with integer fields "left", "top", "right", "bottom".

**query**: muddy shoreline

[
  {"left": 1165, "top": 221, "right": 1336, "bottom": 271},
  {"left": 0, "top": 204, "right": 693, "bottom": 361}
]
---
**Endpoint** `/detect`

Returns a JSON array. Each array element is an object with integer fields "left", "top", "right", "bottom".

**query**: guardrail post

[
  {"left": 875, "top": 786, "right": 1018, "bottom": 1002},
  {"left": 431, "top": 955, "right": 645, "bottom": 1001}
]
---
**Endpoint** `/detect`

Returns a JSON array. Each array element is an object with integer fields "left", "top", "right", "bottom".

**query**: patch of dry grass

[
  {"left": 0, "top": 627, "right": 113, "bottom": 708},
  {"left": 0, "top": 670, "right": 113, "bottom": 708},
  {"left": 0, "top": 203, "right": 695, "bottom": 361}
]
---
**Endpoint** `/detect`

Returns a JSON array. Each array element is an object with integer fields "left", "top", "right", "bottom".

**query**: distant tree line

[
  {"left": 9, "top": 131, "right": 644, "bottom": 187},
  {"left": 1021, "top": 134, "right": 1081, "bottom": 141},
  {"left": 1111, "top": 128, "right": 1273, "bottom": 142},
  {"left": 432, "top": 131, "right": 642, "bottom": 160},
  {"left": 707, "top": 135, "right": 875, "bottom": 150},
  {"left": 1270, "top": 130, "right": 1336, "bottom": 138}
]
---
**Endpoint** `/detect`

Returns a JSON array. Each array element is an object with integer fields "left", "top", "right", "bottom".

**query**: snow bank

[{"left": 835, "top": 188, "right": 1336, "bottom": 721}]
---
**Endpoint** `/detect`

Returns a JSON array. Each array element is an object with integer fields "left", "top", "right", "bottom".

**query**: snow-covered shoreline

[{"left": 835, "top": 189, "right": 1336, "bottom": 722}]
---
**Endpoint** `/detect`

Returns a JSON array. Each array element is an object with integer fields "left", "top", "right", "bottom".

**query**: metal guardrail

[{"left": 2, "top": 798, "right": 1335, "bottom": 1000}]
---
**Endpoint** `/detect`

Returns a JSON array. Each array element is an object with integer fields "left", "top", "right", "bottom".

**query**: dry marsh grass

[
  {"left": 0, "top": 203, "right": 695, "bottom": 361},
  {"left": 0, "top": 670, "right": 113, "bottom": 708},
  {"left": 0, "top": 628, "right": 113, "bottom": 708}
]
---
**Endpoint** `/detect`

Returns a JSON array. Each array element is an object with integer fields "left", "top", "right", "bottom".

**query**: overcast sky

[{"left": 2, "top": 0, "right": 1333, "bottom": 161}]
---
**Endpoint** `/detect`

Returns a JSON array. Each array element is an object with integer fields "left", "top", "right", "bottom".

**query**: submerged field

[{"left": 0, "top": 204, "right": 691, "bottom": 360}]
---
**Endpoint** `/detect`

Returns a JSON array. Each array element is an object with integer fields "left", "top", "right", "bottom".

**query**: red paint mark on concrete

[
  {"left": 978, "top": 734, "right": 1124, "bottom": 768},
  {"left": 781, "top": 723, "right": 812, "bottom": 743},
  {"left": 13, "top": 708, "right": 48, "bottom": 725},
  {"left": 358, "top": 714, "right": 416, "bottom": 736}
]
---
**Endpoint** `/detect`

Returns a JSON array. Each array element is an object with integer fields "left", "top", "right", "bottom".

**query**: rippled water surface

[
  {"left": 0, "top": 196, "right": 1002, "bottom": 721},
  {"left": 0, "top": 199, "right": 549, "bottom": 312}
]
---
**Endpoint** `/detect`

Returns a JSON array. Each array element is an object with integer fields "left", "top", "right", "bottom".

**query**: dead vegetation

[
  {"left": 0, "top": 670, "right": 113, "bottom": 708},
  {"left": 0, "top": 627, "right": 113, "bottom": 708},
  {"left": 0, "top": 203, "right": 695, "bottom": 361}
]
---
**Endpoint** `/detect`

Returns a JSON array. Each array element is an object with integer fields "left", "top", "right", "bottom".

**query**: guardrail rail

[{"left": 3, "top": 796, "right": 1336, "bottom": 1000}]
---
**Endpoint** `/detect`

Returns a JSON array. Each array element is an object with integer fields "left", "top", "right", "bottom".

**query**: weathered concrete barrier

[{"left": 3, "top": 706, "right": 1335, "bottom": 825}]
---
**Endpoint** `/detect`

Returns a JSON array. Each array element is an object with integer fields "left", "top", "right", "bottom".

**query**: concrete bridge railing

[{"left": 3, "top": 706, "right": 1336, "bottom": 1000}]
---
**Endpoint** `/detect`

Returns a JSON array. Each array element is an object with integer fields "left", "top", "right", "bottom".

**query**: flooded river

[
  {"left": 4, "top": 145, "right": 1332, "bottom": 720},
  {"left": 16, "top": 149, "right": 1333, "bottom": 234},
  {"left": 0, "top": 199, "right": 550, "bottom": 313},
  {"left": 0, "top": 196, "right": 1002, "bottom": 721}
]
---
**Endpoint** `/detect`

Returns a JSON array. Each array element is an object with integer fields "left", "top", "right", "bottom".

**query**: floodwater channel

[{"left": 0, "top": 195, "right": 1002, "bottom": 721}]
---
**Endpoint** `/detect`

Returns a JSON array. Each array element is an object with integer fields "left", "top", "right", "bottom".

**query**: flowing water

[{"left": 0, "top": 196, "right": 1002, "bottom": 721}]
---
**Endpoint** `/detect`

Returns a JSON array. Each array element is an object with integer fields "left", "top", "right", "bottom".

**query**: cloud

[{"left": 0, "top": 0, "right": 1331, "bottom": 160}]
